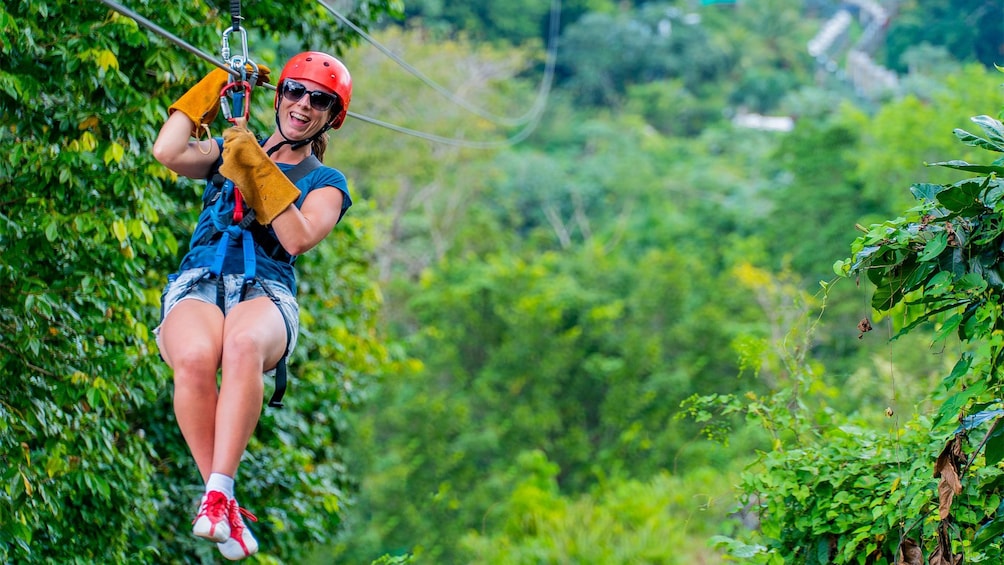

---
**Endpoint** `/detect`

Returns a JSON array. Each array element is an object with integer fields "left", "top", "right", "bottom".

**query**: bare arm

[
  {"left": 269, "top": 186, "right": 345, "bottom": 256},
  {"left": 152, "top": 112, "right": 220, "bottom": 179}
]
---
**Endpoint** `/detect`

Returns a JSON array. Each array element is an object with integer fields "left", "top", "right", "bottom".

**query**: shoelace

[
  {"left": 228, "top": 500, "right": 258, "bottom": 533},
  {"left": 194, "top": 491, "right": 230, "bottom": 525},
  {"left": 223, "top": 500, "right": 259, "bottom": 557}
]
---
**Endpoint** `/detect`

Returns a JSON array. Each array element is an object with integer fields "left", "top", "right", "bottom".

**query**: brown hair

[
  {"left": 311, "top": 133, "right": 328, "bottom": 161},
  {"left": 310, "top": 100, "right": 343, "bottom": 161}
]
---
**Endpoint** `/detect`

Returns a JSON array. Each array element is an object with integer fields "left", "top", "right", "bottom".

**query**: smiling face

[{"left": 276, "top": 78, "right": 335, "bottom": 141}]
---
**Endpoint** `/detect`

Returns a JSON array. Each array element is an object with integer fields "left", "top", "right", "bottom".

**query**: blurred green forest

[
  {"left": 325, "top": 0, "right": 1004, "bottom": 563},
  {"left": 3, "top": 0, "right": 1004, "bottom": 563}
]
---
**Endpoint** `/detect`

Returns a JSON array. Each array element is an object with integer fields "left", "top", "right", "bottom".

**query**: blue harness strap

[{"left": 208, "top": 177, "right": 258, "bottom": 310}]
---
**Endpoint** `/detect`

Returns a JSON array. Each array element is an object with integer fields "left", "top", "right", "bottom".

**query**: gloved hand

[
  {"left": 219, "top": 123, "right": 301, "bottom": 225},
  {"left": 168, "top": 65, "right": 272, "bottom": 135}
]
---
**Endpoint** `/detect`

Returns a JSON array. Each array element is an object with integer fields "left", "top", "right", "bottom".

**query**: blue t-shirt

[{"left": 177, "top": 155, "right": 351, "bottom": 295}]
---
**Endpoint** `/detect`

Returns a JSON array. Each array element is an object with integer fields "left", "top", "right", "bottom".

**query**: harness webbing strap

[
  {"left": 249, "top": 278, "right": 292, "bottom": 409},
  {"left": 269, "top": 363, "right": 287, "bottom": 408},
  {"left": 241, "top": 225, "right": 256, "bottom": 281},
  {"left": 267, "top": 315, "right": 293, "bottom": 408},
  {"left": 283, "top": 154, "right": 323, "bottom": 185},
  {"left": 230, "top": 0, "right": 241, "bottom": 32}
]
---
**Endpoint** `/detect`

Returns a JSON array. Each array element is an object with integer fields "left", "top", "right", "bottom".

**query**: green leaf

[
  {"left": 891, "top": 301, "right": 964, "bottom": 341},
  {"left": 975, "top": 513, "right": 1004, "bottom": 549},
  {"left": 815, "top": 537, "right": 830, "bottom": 563},
  {"left": 91, "top": 474, "right": 111, "bottom": 500},
  {"left": 937, "top": 179, "right": 986, "bottom": 213},
  {"left": 925, "top": 270, "right": 954, "bottom": 296},
  {"left": 44, "top": 219, "right": 59, "bottom": 242},
  {"left": 972, "top": 114, "right": 1004, "bottom": 150},
  {"left": 870, "top": 281, "right": 902, "bottom": 311},
  {"left": 911, "top": 182, "right": 945, "bottom": 202},
  {"left": 112, "top": 219, "right": 127, "bottom": 243},
  {"left": 934, "top": 313, "right": 963, "bottom": 342},
  {"left": 103, "top": 141, "right": 125, "bottom": 165},
  {"left": 956, "top": 272, "right": 988, "bottom": 293},
  {"left": 903, "top": 261, "right": 936, "bottom": 292},
  {"left": 934, "top": 379, "right": 988, "bottom": 430},
  {"left": 929, "top": 160, "right": 1004, "bottom": 175},
  {"left": 917, "top": 231, "right": 948, "bottom": 261},
  {"left": 985, "top": 422, "right": 1004, "bottom": 466},
  {"left": 943, "top": 353, "right": 973, "bottom": 390},
  {"left": 955, "top": 123, "right": 1004, "bottom": 153}
]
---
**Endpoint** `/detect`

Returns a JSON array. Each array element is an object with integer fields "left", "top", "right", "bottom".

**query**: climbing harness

[{"left": 193, "top": 152, "right": 321, "bottom": 409}]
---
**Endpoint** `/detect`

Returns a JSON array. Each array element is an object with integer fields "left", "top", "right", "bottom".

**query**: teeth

[{"left": 291, "top": 112, "right": 309, "bottom": 122}]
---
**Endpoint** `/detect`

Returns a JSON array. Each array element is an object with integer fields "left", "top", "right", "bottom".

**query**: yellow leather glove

[
  {"left": 219, "top": 123, "right": 301, "bottom": 225},
  {"left": 168, "top": 65, "right": 272, "bottom": 135}
]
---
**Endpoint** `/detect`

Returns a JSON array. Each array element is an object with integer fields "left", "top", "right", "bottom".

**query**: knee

[
  {"left": 221, "top": 331, "right": 267, "bottom": 369},
  {"left": 170, "top": 344, "right": 221, "bottom": 391}
]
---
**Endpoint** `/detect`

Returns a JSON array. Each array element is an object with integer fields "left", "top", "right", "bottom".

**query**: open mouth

[{"left": 290, "top": 111, "right": 311, "bottom": 126}]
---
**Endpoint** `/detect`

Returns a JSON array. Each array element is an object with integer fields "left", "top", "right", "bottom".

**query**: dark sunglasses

[{"left": 280, "top": 79, "right": 339, "bottom": 112}]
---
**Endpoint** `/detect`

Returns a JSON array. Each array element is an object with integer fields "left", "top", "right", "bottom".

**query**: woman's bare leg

[
  {"left": 158, "top": 299, "right": 225, "bottom": 483},
  {"left": 212, "top": 296, "right": 288, "bottom": 477}
]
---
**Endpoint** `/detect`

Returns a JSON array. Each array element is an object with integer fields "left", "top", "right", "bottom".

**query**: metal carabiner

[
  {"left": 220, "top": 80, "right": 252, "bottom": 123},
  {"left": 219, "top": 25, "right": 260, "bottom": 123},
  {"left": 220, "top": 25, "right": 249, "bottom": 72}
]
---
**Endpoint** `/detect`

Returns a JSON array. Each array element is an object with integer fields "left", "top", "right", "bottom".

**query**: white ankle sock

[{"left": 206, "top": 473, "right": 235, "bottom": 499}]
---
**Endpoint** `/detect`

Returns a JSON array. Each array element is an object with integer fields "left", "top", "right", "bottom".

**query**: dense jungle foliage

[{"left": 2, "top": 0, "right": 1004, "bottom": 563}]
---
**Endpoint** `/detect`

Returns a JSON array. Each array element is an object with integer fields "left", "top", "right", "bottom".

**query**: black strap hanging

[{"left": 230, "top": 0, "right": 242, "bottom": 33}]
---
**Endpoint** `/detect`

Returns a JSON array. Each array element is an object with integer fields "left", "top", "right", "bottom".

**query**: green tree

[
  {"left": 710, "top": 76, "right": 1004, "bottom": 563},
  {"left": 460, "top": 450, "right": 735, "bottom": 564},
  {"left": 337, "top": 228, "right": 766, "bottom": 561},
  {"left": 701, "top": 0, "right": 817, "bottom": 113},
  {"left": 556, "top": 4, "right": 734, "bottom": 107},
  {"left": 683, "top": 266, "right": 947, "bottom": 565},
  {"left": 333, "top": 27, "right": 533, "bottom": 287},
  {"left": 831, "top": 104, "right": 1004, "bottom": 561},
  {"left": 0, "top": 0, "right": 398, "bottom": 561},
  {"left": 401, "top": 0, "right": 609, "bottom": 44},
  {"left": 885, "top": 0, "right": 1004, "bottom": 72},
  {"left": 625, "top": 78, "right": 727, "bottom": 137},
  {"left": 849, "top": 64, "right": 1004, "bottom": 212},
  {"left": 764, "top": 112, "right": 872, "bottom": 278}
]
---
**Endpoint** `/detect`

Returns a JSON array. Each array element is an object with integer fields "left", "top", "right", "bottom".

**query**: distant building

[
  {"left": 808, "top": 0, "right": 900, "bottom": 99},
  {"left": 733, "top": 111, "right": 795, "bottom": 132}
]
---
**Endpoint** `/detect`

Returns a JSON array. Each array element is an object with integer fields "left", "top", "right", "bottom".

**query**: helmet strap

[{"left": 268, "top": 113, "right": 331, "bottom": 157}]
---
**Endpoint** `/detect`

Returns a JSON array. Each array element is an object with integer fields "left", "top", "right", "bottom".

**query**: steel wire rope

[
  {"left": 316, "top": 0, "right": 560, "bottom": 129},
  {"left": 96, "top": 0, "right": 241, "bottom": 77},
  {"left": 94, "top": 0, "right": 555, "bottom": 149}
]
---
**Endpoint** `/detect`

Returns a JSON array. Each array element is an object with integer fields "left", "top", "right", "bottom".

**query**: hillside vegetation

[{"left": 2, "top": 0, "right": 1004, "bottom": 563}]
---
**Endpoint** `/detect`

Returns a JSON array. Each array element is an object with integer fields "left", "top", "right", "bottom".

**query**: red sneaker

[
  {"left": 217, "top": 499, "right": 259, "bottom": 560},
  {"left": 192, "top": 490, "right": 231, "bottom": 542}
]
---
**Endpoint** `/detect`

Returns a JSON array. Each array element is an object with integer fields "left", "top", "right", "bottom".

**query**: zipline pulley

[{"left": 219, "top": 24, "right": 258, "bottom": 124}]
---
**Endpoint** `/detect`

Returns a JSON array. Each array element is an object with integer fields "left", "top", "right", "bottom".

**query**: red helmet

[{"left": 275, "top": 51, "right": 352, "bottom": 129}]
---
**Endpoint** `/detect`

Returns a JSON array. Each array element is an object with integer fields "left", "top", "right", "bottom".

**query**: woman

[{"left": 152, "top": 51, "right": 353, "bottom": 560}]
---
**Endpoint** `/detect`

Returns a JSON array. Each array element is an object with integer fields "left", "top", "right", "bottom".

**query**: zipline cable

[
  {"left": 95, "top": 0, "right": 547, "bottom": 148},
  {"left": 347, "top": 109, "right": 537, "bottom": 149},
  {"left": 316, "top": 0, "right": 561, "bottom": 129},
  {"left": 95, "top": 0, "right": 251, "bottom": 82}
]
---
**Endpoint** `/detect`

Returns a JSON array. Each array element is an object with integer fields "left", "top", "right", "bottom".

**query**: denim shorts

[{"left": 156, "top": 268, "right": 300, "bottom": 361}]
